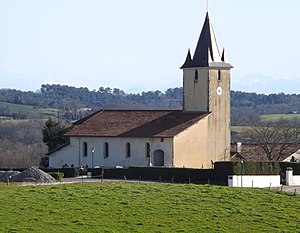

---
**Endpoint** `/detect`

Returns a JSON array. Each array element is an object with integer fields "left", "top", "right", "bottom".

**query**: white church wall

[
  {"left": 48, "top": 138, "right": 79, "bottom": 168},
  {"left": 48, "top": 136, "right": 173, "bottom": 168}
]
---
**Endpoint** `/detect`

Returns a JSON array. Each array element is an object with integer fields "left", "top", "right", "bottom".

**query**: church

[{"left": 48, "top": 13, "right": 233, "bottom": 169}]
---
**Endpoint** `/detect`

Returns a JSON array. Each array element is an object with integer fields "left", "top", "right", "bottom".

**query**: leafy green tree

[{"left": 42, "top": 118, "right": 71, "bottom": 152}]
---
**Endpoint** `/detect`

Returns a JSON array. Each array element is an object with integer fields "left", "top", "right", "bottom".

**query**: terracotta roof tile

[
  {"left": 66, "top": 110, "right": 210, "bottom": 138},
  {"left": 230, "top": 143, "right": 300, "bottom": 161}
]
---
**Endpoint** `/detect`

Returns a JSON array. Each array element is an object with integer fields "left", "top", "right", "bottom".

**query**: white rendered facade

[{"left": 49, "top": 136, "right": 174, "bottom": 168}]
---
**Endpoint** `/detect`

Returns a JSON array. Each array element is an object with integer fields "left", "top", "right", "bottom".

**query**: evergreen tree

[{"left": 42, "top": 118, "right": 71, "bottom": 152}]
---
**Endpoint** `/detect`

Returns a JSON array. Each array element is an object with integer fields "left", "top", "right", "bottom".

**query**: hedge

[
  {"left": 42, "top": 168, "right": 79, "bottom": 178},
  {"left": 279, "top": 162, "right": 300, "bottom": 175},
  {"left": 48, "top": 172, "right": 64, "bottom": 181},
  {"left": 90, "top": 167, "right": 215, "bottom": 184},
  {"left": 2, "top": 161, "right": 299, "bottom": 183},
  {"left": 214, "top": 161, "right": 282, "bottom": 176}
]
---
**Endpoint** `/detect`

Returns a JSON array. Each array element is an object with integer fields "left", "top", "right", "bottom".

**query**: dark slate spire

[
  {"left": 180, "top": 49, "right": 193, "bottom": 69},
  {"left": 192, "top": 12, "right": 221, "bottom": 66},
  {"left": 181, "top": 13, "right": 231, "bottom": 69},
  {"left": 221, "top": 48, "right": 227, "bottom": 62}
]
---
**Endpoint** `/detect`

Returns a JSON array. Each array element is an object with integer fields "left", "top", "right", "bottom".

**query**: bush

[
  {"left": 214, "top": 161, "right": 281, "bottom": 176},
  {"left": 100, "top": 167, "right": 214, "bottom": 184},
  {"left": 88, "top": 168, "right": 104, "bottom": 178},
  {"left": 48, "top": 172, "right": 64, "bottom": 181},
  {"left": 280, "top": 162, "right": 300, "bottom": 174},
  {"left": 43, "top": 167, "right": 79, "bottom": 178}
]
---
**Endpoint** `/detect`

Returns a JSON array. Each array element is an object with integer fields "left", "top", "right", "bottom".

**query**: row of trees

[
  {"left": 2, "top": 84, "right": 300, "bottom": 122},
  {"left": 0, "top": 85, "right": 183, "bottom": 111}
]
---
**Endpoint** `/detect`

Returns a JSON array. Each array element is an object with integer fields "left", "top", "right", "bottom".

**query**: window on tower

[
  {"left": 218, "top": 70, "right": 222, "bottom": 81},
  {"left": 194, "top": 70, "right": 199, "bottom": 81}
]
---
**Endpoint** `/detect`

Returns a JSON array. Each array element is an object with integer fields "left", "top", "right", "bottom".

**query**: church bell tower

[{"left": 181, "top": 12, "right": 233, "bottom": 162}]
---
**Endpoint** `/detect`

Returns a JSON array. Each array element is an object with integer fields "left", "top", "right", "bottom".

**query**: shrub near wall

[
  {"left": 88, "top": 168, "right": 104, "bottom": 178},
  {"left": 98, "top": 167, "right": 214, "bottom": 184},
  {"left": 234, "top": 162, "right": 280, "bottom": 175},
  {"left": 214, "top": 162, "right": 281, "bottom": 176},
  {"left": 42, "top": 167, "right": 79, "bottom": 178},
  {"left": 48, "top": 172, "right": 64, "bottom": 181},
  {"left": 279, "top": 162, "right": 300, "bottom": 175},
  {"left": 89, "top": 162, "right": 287, "bottom": 185},
  {"left": 213, "top": 162, "right": 234, "bottom": 183},
  {"left": 129, "top": 167, "right": 214, "bottom": 183}
]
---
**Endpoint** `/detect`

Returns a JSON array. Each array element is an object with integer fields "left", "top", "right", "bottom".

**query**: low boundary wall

[
  {"left": 228, "top": 175, "right": 280, "bottom": 188},
  {"left": 2, "top": 162, "right": 300, "bottom": 187}
]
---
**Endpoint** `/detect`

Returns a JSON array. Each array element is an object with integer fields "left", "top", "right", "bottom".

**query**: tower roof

[{"left": 181, "top": 13, "right": 231, "bottom": 69}]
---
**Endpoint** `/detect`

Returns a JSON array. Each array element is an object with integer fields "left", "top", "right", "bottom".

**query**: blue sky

[{"left": 0, "top": 0, "right": 300, "bottom": 94}]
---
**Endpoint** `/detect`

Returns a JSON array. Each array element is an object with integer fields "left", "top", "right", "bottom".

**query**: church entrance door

[{"left": 153, "top": 150, "right": 164, "bottom": 166}]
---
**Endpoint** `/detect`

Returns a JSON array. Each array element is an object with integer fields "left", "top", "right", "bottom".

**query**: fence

[
  {"left": 1, "top": 161, "right": 300, "bottom": 186},
  {"left": 90, "top": 167, "right": 215, "bottom": 184}
]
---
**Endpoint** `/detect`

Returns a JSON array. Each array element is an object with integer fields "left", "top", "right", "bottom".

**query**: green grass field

[
  {"left": 231, "top": 126, "right": 251, "bottom": 133},
  {"left": 0, "top": 101, "right": 57, "bottom": 119},
  {"left": 231, "top": 114, "right": 300, "bottom": 133},
  {"left": 0, "top": 183, "right": 299, "bottom": 232},
  {"left": 260, "top": 114, "right": 300, "bottom": 121}
]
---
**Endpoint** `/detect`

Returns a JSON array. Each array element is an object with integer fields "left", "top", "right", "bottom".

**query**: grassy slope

[
  {"left": 232, "top": 114, "right": 300, "bottom": 133},
  {"left": 0, "top": 101, "right": 57, "bottom": 119},
  {"left": 0, "top": 183, "right": 299, "bottom": 233},
  {"left": 231, "top": 126, "right": 250, "bottom": 133},
  {"left": 260, "top": 114, "right": 300, "bottom": 121}
]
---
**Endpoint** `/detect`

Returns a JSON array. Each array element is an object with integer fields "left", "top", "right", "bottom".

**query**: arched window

[
  {"left": 218, "top": 70, "right": 222, "bottom": 81},
  {"left": 83, "top": 142, "right": 88, "bottom": 157},
  {"left": 103, "top": 142, "right": 109, "bottom": 158},
  {"left": 126, "top": 143, "right": 131, "bottom": 158},
  {"left": 145, "top": 143, "right": 150, "bottom": 158},
  {"left": 194, "top": 70, "right": 199, "bottom": 81}
]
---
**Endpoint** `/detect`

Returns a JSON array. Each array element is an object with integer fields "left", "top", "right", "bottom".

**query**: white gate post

[{"left": 286, "top": 167, "right": 293, "bottom": 186}]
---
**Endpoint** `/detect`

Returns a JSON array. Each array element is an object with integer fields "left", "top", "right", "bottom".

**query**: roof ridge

[{"left": 101, "top": 109, "right": 182, "bottom": 112}]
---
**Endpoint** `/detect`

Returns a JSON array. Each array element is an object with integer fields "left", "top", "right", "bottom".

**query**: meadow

[
  {"left": 260, "top": 113, "right": 300, "bottom": 121},
  {"left": 0, "top": 101, "right": 57, "bottom": 119},
  {"left": 0, "top": 182, "right": 299, "bottom": 232},
  {"left": 231, "top": 113, "right": 300, "bottom": 134}
]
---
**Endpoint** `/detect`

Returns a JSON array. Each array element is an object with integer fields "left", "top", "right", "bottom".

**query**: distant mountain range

[{"left": 232, "top": 74, "right": 300, "bottom": 94}]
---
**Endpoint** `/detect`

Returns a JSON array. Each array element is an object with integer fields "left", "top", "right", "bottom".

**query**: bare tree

[
  {"left": 0, "top": 120, "right": 47, "bottom": 168},
  {"left": 242, "top": 117, "right": 300, "bottom": 161}
]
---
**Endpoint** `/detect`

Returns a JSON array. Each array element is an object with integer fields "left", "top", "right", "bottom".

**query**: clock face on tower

[{"left": 217, "top": 86, "right": 223, "bottom": 96}]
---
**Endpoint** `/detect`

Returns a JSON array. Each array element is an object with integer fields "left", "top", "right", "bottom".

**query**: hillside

[
  {"left": 1, "top": 84, "right": 300, "bottom": 123},
  {"left": 0, "top": 101, "right": 57, "bottom": 119},
  {"left": 0, "top": 182, "right": 299, "bottom": 232}
]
